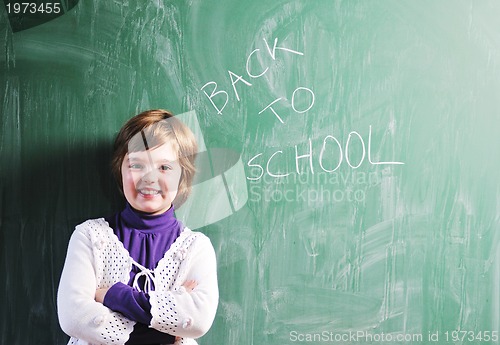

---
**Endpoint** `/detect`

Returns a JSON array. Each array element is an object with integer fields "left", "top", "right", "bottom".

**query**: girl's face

[{"left": 121, "top": 142, "right": 182, "bottom": 215}]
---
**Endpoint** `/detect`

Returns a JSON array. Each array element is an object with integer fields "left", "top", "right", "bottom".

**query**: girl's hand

[
  {"left": 95, "top": 281, "right": 196, "bottom": 304},
  {"left": 182, "top": 280, "right": 198, "bottom": 292},
  {"left": 95, "top": 288, "right": 109, "bottom": 303},
  {"left": 173, "top": 281, "right": 194, "bottom": 345}
]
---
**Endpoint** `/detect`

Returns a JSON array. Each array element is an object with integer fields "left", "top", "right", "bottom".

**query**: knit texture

[{"left": 58, "top": 218, "right": 218, "bottom": 345}]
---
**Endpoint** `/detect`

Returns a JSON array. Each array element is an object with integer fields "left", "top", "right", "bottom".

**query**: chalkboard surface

[{"left": 1, "top": 1, "right": 500, "bottom": 344}]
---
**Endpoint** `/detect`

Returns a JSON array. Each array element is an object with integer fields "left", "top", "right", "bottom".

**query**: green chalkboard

[{"left": 1, "top": 0, "right": 500, "bottom": 344}]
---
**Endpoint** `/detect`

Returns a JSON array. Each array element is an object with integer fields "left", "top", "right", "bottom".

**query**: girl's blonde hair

[{"left": 111, "top": 109, "right": 198, "bottom": 208}]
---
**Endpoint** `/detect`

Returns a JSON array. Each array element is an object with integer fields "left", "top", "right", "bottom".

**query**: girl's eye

[
  {"left": 129, "top": 163, "right": 144, "bottom": 169},
  {"left": 160, "top": 165, "right": 172, "bottom": 171}
]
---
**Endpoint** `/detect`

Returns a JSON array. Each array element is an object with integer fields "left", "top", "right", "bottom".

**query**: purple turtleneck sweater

[{"left": 103, "top": 203, "right": 181, "bottom": 345}]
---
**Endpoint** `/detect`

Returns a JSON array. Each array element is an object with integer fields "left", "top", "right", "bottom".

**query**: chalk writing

[
  {"left": 246, "top": 126, "right": 404, "bottom": 181},
  {"left": 200, "top": 35, "right": 404, "bottom": 181},
  {"left": 200, "top": 37, "right": 304, "bottom": 115},
  {"left": 259, "top": 87, "right": 315, "bottom": 124}
]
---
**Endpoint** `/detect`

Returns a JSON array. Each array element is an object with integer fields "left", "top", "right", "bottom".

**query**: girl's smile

[{"left": 121, "top": 142, "right": 182, "bottom": 215}]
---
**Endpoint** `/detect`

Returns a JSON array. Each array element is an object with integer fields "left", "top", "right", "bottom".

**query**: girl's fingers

[{"left": 182, "top": 280, "right": 198, "bottom": 291}]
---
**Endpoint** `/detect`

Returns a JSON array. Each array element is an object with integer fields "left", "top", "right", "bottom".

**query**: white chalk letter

[
  {"left": 263, "top": 37, "right": 304, "bottom": 60},
  {"left": 246, "top": 48, "right": 269, "bottom": 78},
  {"left": 228, "top": 70, "right": 252, "bottom": 102},
  {"left": 247, "top": 153, "right": 265, "bottom": 180},
  {"left": 291, "top": 87, "right": 315, "bottom": 113},
  {"left": 295, "top": 138, "right": 314, "bottom": 174},
  {"left": 258, "top": 98, "right": 285, "bottom": 124},
  {"left": 368, "top": 125, "right": 405, "bottom": 165},
  {"left": 266, "top": 150, "right": 290, "bottom": 178},
  {"left": 200, "top": 81, "right": 228, "bottom": 115},
  {"left": 345, "top": 131, "right": 366, "bottom": 169},
  {"left": 319, "top": 135, "right": 343, "bottom": 172}
]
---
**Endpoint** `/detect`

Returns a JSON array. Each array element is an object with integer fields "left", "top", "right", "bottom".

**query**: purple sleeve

[
  {"left": 103, "top": 283, "right": 176, "bottom": 345},
  {"left": 103, "top": 282, "right": 152, "bottom": 325}
]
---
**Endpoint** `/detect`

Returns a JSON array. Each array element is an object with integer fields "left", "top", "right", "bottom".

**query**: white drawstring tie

[{"left": 132, "top": 260, "right": 156, "bottom": 293}]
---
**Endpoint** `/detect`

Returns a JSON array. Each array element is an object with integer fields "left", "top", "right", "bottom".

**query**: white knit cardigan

[{"left": 57, "top": 218, "right": 219, "bottom": 345}]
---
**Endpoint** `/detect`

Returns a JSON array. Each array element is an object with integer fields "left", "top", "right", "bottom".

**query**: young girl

[{"left": 57, "top": 109, "right": 218, "bottom": 345}]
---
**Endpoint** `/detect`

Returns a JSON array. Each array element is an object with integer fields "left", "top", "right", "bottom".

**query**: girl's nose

[{"left": 141, "top": 168, "right": 159, "bottom": 184}]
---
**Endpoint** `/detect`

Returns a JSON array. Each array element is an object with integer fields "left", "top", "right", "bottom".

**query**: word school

[{"left": 246, "top": 125, "right": 404, "bottom": 181}]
